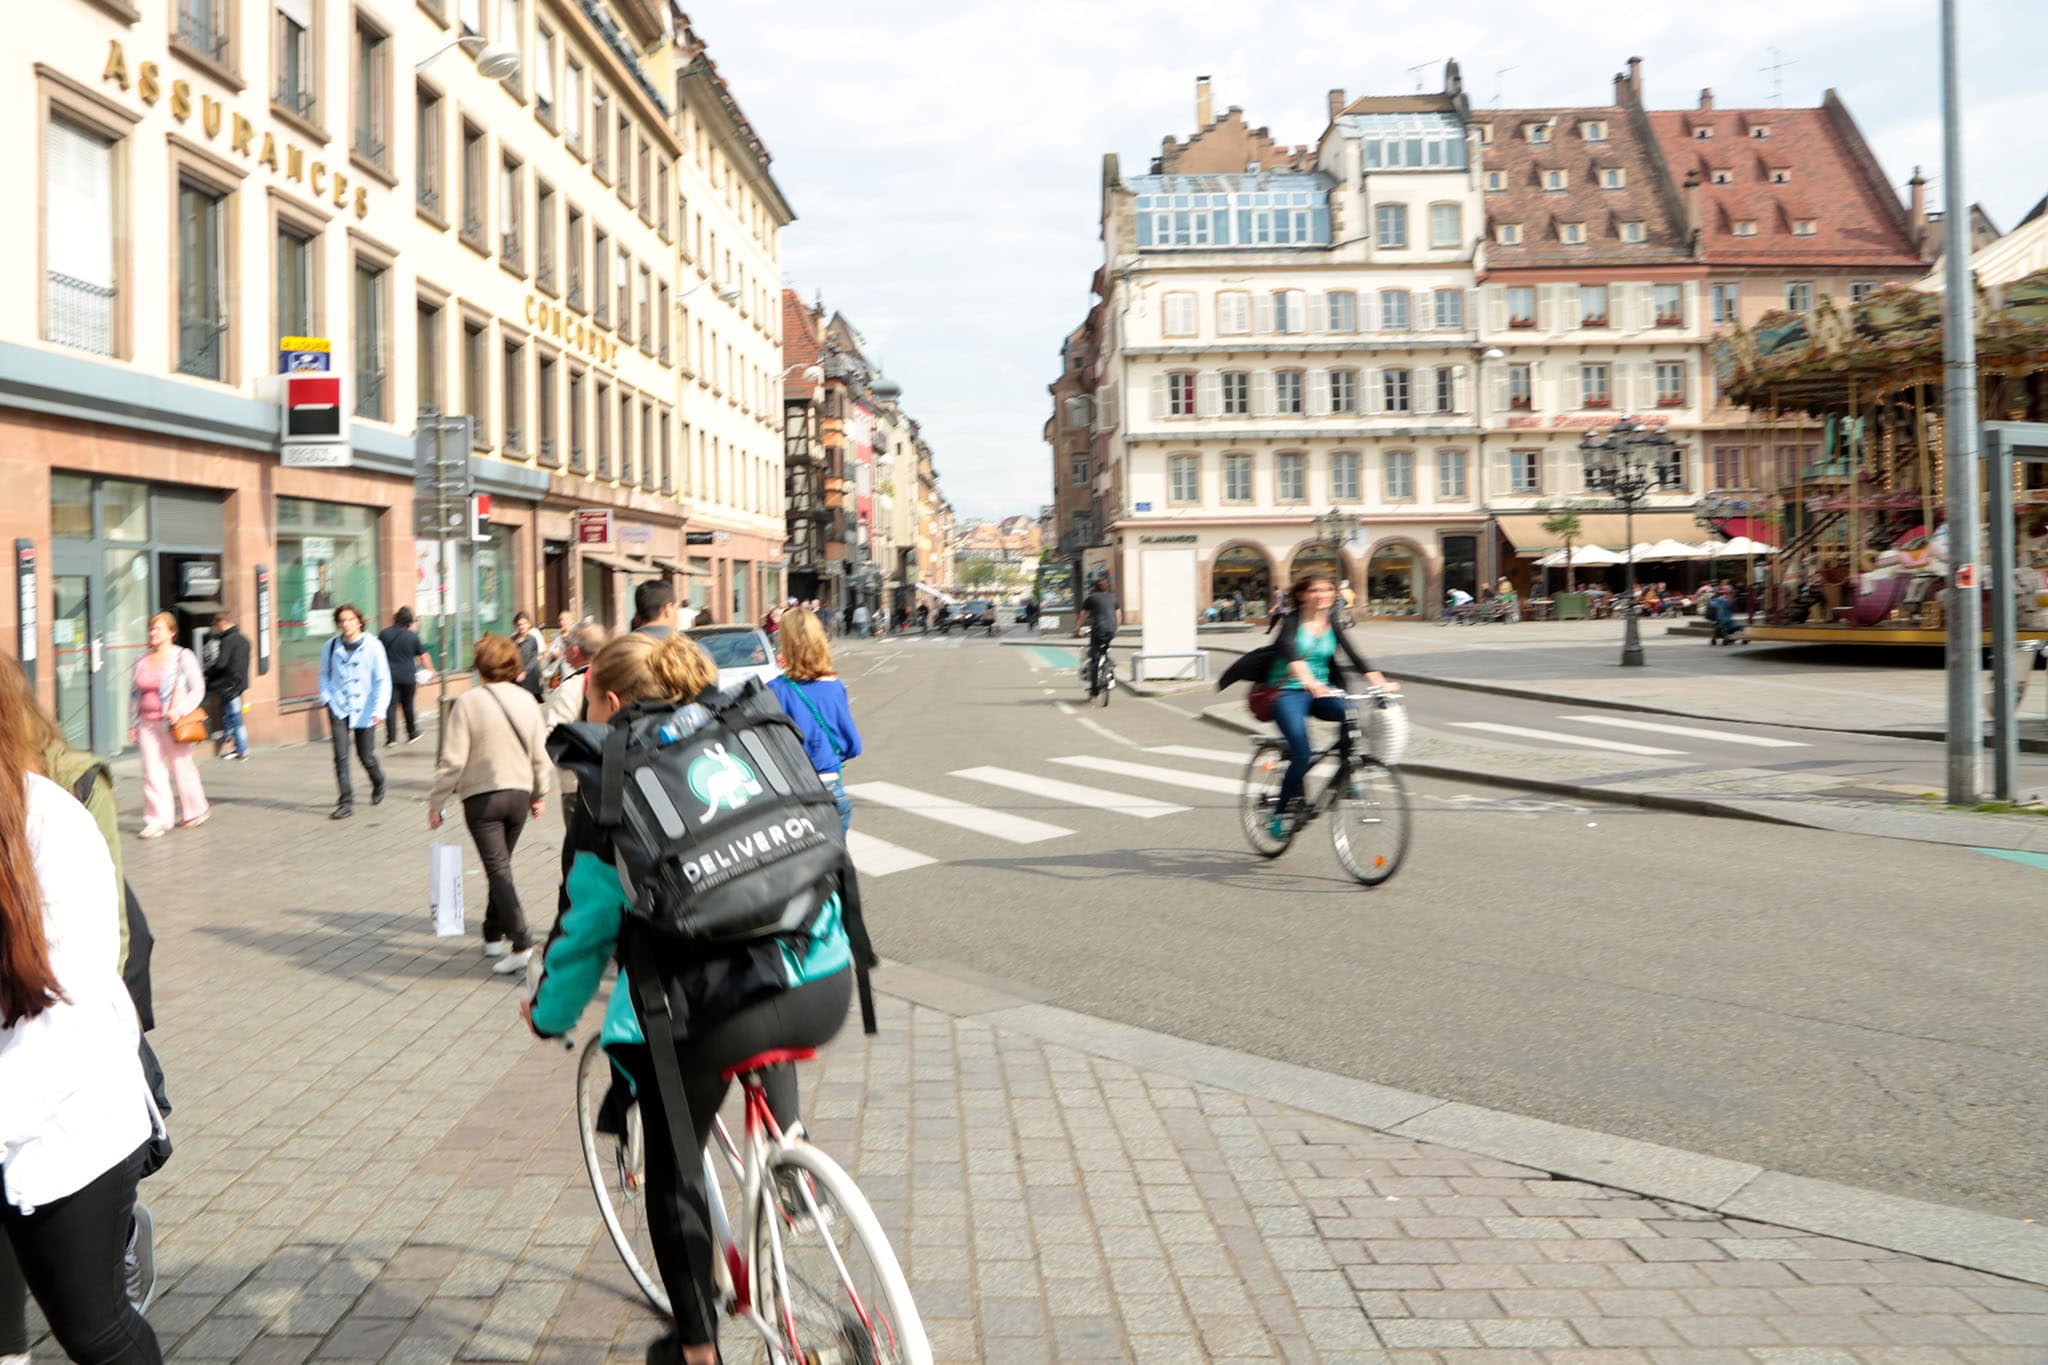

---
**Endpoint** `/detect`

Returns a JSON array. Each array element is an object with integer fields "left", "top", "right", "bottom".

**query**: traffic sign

[{"left": 414, "top": 501, "right": 468, "bottom": 538}]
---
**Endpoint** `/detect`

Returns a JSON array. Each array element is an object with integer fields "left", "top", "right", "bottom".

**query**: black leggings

[
  {"left": 330, "top": 719, "right": 384, "bottom": 806},
  {"left": 387, "top": 682, "right": 419, "bottom": 743},
  {"left": 0, "top": 1146, "right": 162, "bottom": 1363},
  {"left": 463, "top": 789, "right": 532, "bottom": 951},
  {"left": 614, "top": 969, "right": 853, "bottom": 1347}
]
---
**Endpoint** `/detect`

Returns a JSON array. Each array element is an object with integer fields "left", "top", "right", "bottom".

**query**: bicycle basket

[{"left": 1366, "top": 695, "right": 1410, "bottom": 766}]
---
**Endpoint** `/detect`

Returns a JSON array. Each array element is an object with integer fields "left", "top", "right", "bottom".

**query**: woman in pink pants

[{"left": 129, "top": 611, "right": 208, "bottom": 839}]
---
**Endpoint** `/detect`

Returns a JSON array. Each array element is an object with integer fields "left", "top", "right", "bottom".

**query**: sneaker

[
  {"left": 491, "top": 949, "right": 532, "bottom": 975},
  {"left": 1266, "top": 813, "right": 1288, "bottom": 841},
  {"left": 2, "top": 1351, "right": 31, "bottom": 1365},
  {"left": 139, "top": 824, "right": 169, "bottom": 840},
  {"left": 407, "top": 734, "right": 421, "bottom": 745},
  {"left": 330, "top": 805, "right": 353, "bottom": 820},
  {"left": 483, "top": 940, "right": 508, "bottom": 958},
  {"left": 371, "top": 782, "right": 387, "bottom": 806},
  {"left": 125, "top": 1204, "right": 157, "bottom": 1313}
]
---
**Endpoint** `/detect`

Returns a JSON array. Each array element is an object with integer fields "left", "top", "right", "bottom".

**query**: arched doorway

[
  {"left": 1365, "top": 542, "right": 1426, "bottom": 617},
  {"left": 1289, "top": 540, "right": 1344, "bottom": 586},
  {"left": 1209, "top": 543, "right": 1272, "bottom": 616}
]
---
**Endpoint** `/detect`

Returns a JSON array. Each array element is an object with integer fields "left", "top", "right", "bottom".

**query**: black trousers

[
  {"left": 329, "top": 718, "right": 384, "bottom": 808},
  {"left": 0, "top": 1146, "right": 162, "bottom": 1364},
  {"left": 386, "top": 681, "right": 419, "bottom": 743},
  {"left": 616, "top": 969, "right": 853, "bottom": 1348},
  {"left": 463, "top": 789, "right": 531, "bottom": 950}
]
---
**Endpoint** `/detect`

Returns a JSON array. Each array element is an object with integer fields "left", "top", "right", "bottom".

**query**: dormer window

[
  {"left": 1620, "top": 221, "right": 1647, "bottom": 244},
  {"left": 1484, "top": 170, "right": 1505, "bottom": 192},
  {"left": 1770, "top": 167, "right": 1792, "bottom": 184},
  {"left": 1525, "top": 124, "right": 1551, "bottom": 145},
  {"left": 1474, "top": 123, "right": 1494, "bottom": 144},
  {"left": 1600, "top": 168, "right": 1625, "bottom": 190},
  {"left": 1543, "top": 169, "right": 1568, "bottom": 191},
  {"left": 1560, "top": 222, "right": 1586, "bottom": 245},
  {"left": 1750, "top": 125, "right": 1771, "bottom": 139},
  {"left": 1733, "top": 219, "right": 1758, "bottom": 237},
  {"left": 1711, "top": 168, "right": 1734, "bottom": 185},
  {"left": 1694, "top": 126, "right": 1714, "bottom": 140},
  {"left": 1497, "top": 223, "right": 1523, "bottom": 245},
  {"left": 1582, "top": 120, "right": 1607, "bottom": 142},
  {"left": 1794, "top": 218, "right": 1818, "bottom": 236}
]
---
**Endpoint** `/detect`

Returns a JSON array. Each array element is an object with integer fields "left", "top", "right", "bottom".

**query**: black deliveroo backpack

[{"left": 547, "top": 680, "right": 878, "bottom": 1037}]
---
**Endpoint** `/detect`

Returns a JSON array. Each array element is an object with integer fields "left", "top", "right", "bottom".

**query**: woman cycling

[
  {"left": 524, "top": 632, "right": 851, "bottom": 1365},
  {"left": 769, "top": 607, "right": 862, "bottom": 833},
  {"left": 1263, "top": 572, "right": 1395, "bottom": 840}
]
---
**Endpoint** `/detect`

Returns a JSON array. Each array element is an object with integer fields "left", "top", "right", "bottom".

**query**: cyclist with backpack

[
  {"left": 1077, "top": 575, "right": 1120, "bottom": 696},
  {"left": 768, "top": 608, "right": 862, "bottom": 833},
  {"left": 525, "top": 631, "right": 870, "bottom": 1365}
]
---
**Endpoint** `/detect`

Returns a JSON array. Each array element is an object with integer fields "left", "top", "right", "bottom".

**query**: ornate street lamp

[{"left": 1579, "top": 419, "right": 1684, "bottom": 667}]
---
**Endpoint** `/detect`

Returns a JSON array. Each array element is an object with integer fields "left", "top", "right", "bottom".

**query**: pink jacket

[{"left": 131, "top": 646, "right": 205, "bottom": 728}]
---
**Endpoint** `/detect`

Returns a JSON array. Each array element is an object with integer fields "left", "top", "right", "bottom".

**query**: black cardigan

[{"left": 1219, "top": 611, "right": 1374, "bottom": 690}]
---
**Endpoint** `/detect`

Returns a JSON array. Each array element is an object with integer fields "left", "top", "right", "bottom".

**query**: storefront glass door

[
  {"left": 101, "top": 547, "right": 152, "bottom": 746},
  {"left": 51, "top": 574, "right": 94, "bottom": 752}
]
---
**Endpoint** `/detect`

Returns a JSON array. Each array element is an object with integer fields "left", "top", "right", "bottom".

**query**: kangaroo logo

[{"left": 687, "top": 743, "right": 762, "bottom": 820}]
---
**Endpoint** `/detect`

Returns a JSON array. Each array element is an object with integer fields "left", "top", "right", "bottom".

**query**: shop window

[
  {"left": 1366, "top": 544, "right": 1420, "bottom": 617},
  {"left": 276, "top": 499, "right": 381, "bottom": 704}
]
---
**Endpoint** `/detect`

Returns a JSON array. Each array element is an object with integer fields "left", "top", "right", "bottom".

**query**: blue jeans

[
  {"left": 821, "top": 773, "right": 852, "bottom": 833},
  {"left": 1271, "top": 689, "right": 1348, "bottom": 811},
  {"left": 211, "top": 693, "right": 247, "bottom": 757}
]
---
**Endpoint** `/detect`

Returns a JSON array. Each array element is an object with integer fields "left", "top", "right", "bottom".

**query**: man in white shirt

[{"left": 539, "top": 622, "right": 608, "bottom": 827}]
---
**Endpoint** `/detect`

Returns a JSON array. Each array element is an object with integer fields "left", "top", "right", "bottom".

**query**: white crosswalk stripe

[
  {"left": 1144, "top": 745, "right": 1257, "bottom": 766},
  {"left": 1558, "top": 715, "right": 1809, "bottom": 748},
  {"left": 1450, "top": 722, "right": 1685, "bottom": 757},
  {"left": 845, "top": 781, "right": 1073, "bottom": 843},
  {"left": 1048, "top": 755, "right": 1244, "bottom": 794},
  {"left": 952, "top": 766, "right": 1189, "bottom": 818},
  {"left": 844, "top": 830, "right": 938, "bottom": 878}
]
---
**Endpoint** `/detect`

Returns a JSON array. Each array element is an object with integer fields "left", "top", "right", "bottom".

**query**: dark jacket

[
  {"left": 1219, "top": 610, "right": 1373, "bottom": 691},
  {"left": 205, "top": 626, "right": 251, "bottom": 699}
]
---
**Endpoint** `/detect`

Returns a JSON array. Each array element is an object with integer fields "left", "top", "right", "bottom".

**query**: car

[
  {"left": 940, "top": 599, "right": 1000, "bottom": 635},
  {"left": 686, "top": 624, "right": 784, "bottom": 694}
]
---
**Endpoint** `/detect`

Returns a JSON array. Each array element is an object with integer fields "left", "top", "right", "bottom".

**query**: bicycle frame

[{"left": 700, "top": 1074, "right": 885, "bottom": 1362}]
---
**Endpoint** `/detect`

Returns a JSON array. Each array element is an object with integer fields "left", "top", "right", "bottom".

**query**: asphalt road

[{"left": 832, "top": 630, "right": 2047, "bottom": 1222}]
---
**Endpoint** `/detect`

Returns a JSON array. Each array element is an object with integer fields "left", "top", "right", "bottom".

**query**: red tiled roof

[
  {"left": 782, "top": 289, "right": 822, "bottom": 398},
  {"left": 1474, "top": 108, "right": 1692, "bottom": 268},
  {"left": 1340, "top": 93, "right": 1457, "bottom": 115},
  {"left": 1646, "top": 105, "right": 1924, "bottom": 267}
]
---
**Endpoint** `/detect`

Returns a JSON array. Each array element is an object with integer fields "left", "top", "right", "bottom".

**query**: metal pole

[
  {"left": 1620, "top": 488, "right": 1644, "bottom": 666},
  {"left": 1940, "top": 0, "right": 1982, "bottom": 803},
  {"left": 1986, "top": 428, "right": 2017, "bottom": 798}
]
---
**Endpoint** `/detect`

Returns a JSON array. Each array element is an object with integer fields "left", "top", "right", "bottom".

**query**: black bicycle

[
  {"left": 1239, "top": 690, "right": 1410, "bottom": 885},
  {"left": 1082, "top": 638, "right": 1115, "bottom": 706}
]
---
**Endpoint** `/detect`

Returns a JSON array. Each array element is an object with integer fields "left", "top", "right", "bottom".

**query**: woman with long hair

[
  {"left": 526, "top": 631, "right": 853, "bottom": 1365},
  {"left": 0, "top": 656, "right": 164, "bottom": 1363},
  {"left": 1262, "top": 571, "right": 1396, "bottom": 840},
  {"left": 129, "top": 611, "right": 208, "bottom": 838},
  {"left": 768, "top": 607, "right": 862, "bottom": 833},
  {"left": 428, "top": 634, "right": 550, "bottom": 976}
]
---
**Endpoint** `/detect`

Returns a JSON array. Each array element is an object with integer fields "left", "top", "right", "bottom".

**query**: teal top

[{"left": 1268, "top": 624, "right": 1337, "bottom": 690}]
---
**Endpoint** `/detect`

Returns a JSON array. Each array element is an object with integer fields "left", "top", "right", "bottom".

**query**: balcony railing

[
  {"left": 276, "top": 83, "right": 316, "bottom": 121},
  {"left": 536, "top": 250, "right": 554, "bottom": 290},
  {"left": 417, "top": 184, "right": 440, "bottom": 216},
  {"left": 353, "top": 129, "right": 385, "bottom": 166},
  {"left": 355, "top": 367, "right": 384, "bottom": 419},
  {"left": 176, "top": 314, "right": 226, "bottom": 379},
  {"left": 501, "top": 231, "right": 523, "bottom": 269},
  {"left": 568, "top": 281, "right": 583, "bottom": 309},
  {"left": 46, "top": 273, "right": 115, "bottom": 357},
  {"left": 175, "top": 4, "right": 229, "bottom": 60},
  {"left": 504, "top": 425, "right": 522, "bottom": 453}
]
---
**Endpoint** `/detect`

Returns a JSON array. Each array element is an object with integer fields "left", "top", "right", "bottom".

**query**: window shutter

[
  {"left": 1466, "top": 289, "right": 1481, "bottom": 334},
  {"left": 1413, "top": 366, "right": 1436, "bottom": 414},
  {"left": 1488, "top": 364, "right": 1509, "bottom": 415},
  {"left": 1681, "top": 281, "right": 1698, "bottom": 331},
  {"left": 1099, "top": 384, "right": 1119, "bottom": 431},
  {"left": 1452, "top": 365, "right": 1470, "bottom": 414},
  {"left": 46, "top": 118, "right": 115, "bottom": 290},
  {"left": 1559, "top": 286, "right": 1582, "bottom": 331},
  {"left": 1306, "top": 291, "right": 1327, "bottom": 333},
  {"left": 1364, "top": 367, "right": 1383, "bottom": 416},
  {"left": 1196, "top": 371, "right": 1220, "bottom": 418},
  {"left": 1637, "top": 361, "right": 1658, "bottom": 412},
  {"left": 1285, "top": 290, "right": 1307, "bottom": 334},
  {"left": 1358, "top": 290, "right": 1378, "bottom": 334},
  {"left": 1166, "top": 292, "right": 1196, "bottom": 336},
  {"left": 1485, "top": 286, "right": 1508, "bottom": 334},
  {"left": 1255, "top": 292, "right": 1276, "bottom": 334},
  {"left": 1537, "top": 285, "right": 1558, "bottom": 334},
  {"left": 1307, "top": 370, "right": 1330, "bottom": 416},
  {"left": 1150, "top": 373, "right": 1167, "bottom": 421},
  {"left": 1624, "top": 284, "right": 1648, "bottom": 335},
  {"left": 1251, "top": 371, "right": 1273, "bottom": 417},
  {"left": 1412, "top": 298, "right": 1433, "bottom": 333},
  {"left": 1218, "top": 292, "right": 1247, "bottom": 334}
]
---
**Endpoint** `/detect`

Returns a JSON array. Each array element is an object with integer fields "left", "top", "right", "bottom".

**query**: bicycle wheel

[
  {"left": 575, "top": 1039, "right": 670, "bottom": 1316},
  {"left": 1096, "top": 659, "right": 1112, "bottom": 707},
  {"left": 1239, "top": 741, "right": 1292, "bottom": 858},
  {"left": 756, "top": 1141, "right": 931, "bottom": 1365},
  {"left": 1328, "top": 756, "right": 1410, "bottom": 887}
]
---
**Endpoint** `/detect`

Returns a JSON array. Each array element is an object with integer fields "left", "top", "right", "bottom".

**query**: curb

[{"left": 873, "top": 961, "right": 2048, "bottom": 1288}]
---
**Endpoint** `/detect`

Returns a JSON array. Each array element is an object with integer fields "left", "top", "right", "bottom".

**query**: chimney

[
  {"left": 1683, "top": 170, "right": 1702, "bottom": 247},
  {"left": 1698, "top": 88, "right": 1715, "bottom": 111},
  {"left": 1628, "top": 56, "right": 1643, "bottom": 103},
  {"left": 1908, "top": 166, "right": 1928, "bottom": 252},
  {"left": 1195, "top": 76, "right": 1213, "bottom": 130},
  {"left": 1327, "top": 88, "right": 1346, "bottom": 121}
]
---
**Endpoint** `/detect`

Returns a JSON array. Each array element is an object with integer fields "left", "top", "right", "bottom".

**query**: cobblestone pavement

[{"left": 35, "top": 733, "right": 2047, "bottom": 1362}]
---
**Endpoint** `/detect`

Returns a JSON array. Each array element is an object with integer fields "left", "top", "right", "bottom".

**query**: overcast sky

[{"left": 701, "top": 1, "right": 2045, "bottom": 523}]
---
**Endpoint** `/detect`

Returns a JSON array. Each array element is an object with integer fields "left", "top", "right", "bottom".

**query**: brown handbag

[{"left": 170, "top": 708, "right": 208, "bottom": 745}]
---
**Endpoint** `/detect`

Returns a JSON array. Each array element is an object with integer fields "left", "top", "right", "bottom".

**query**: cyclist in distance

[
  {"left": 524, "top": 632, "right": 853, "bottom": 1365},
  {"left": 1078, "top": 575, "right": 1121, "bottom": 693},
  {"left": 1264, "top": 572, "right": 1396, "bottom": 839}
]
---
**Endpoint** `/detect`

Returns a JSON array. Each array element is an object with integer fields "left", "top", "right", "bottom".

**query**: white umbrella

[
  {"left": 1636, "top": 538, "right": 1706, "bottom": 561},
  {"left": 1719, "top": 536, "right": 1778, "bottom": 556},
  {"left": 1537, "top": 544, "right": 1623, "bottom": 568}
]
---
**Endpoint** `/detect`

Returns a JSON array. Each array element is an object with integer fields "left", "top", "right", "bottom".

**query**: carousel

[{"left": 1709, "top": 270, "right": 2048, "bottom": 644}]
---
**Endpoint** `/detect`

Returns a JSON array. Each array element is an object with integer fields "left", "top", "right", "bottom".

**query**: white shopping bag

[{"left": 429, "top": 841, "right": 465, "bottom": 938}]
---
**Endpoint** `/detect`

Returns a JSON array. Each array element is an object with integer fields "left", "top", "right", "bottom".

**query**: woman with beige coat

[{"left": 428, "top": 634, "right": 550, "bottom": 976}]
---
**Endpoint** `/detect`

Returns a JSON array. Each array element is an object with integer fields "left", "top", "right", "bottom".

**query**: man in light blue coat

[{"left": 318, "top": 603, "right": 391, "bottom": 819}]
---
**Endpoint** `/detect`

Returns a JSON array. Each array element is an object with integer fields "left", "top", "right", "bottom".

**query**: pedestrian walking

[
  {"left": 817, "top": 602, "right": 835, "bottom": 636},
  {"left": 428, "top": 634, "right": 550, "bottom": 975},
  {"left": 0, "top": 669, "right": 166, "bottom": 1365},
  {"left": 202, "top": 610, "right": 251, "bottom": 761},
  {"left": 851, "top": 602, "right": 870, "bottom": 639},
  {"left": 318, "top": 604, "right": 390, "bottom": 820},
  {"left": 377, "top": 607, "right": 431, "bottom": 746},
  {"left": 632, "top": 581, "right": 680, "bottom": 638},
  {"left": 511, "top": 612, "right": 545, "bottom": 701},
  {"left": 769, "top": 608, "right": 862, "bottom": 834},
  {"left": 129, "top": 612, "right": 208, "bottom": 839},
  {"left": 915, "top": 603, "right": 929, "bottom": 633},
  {"left": 541, "top": 610, "right": 576, "bottom": 688},
  {"left": 539, "top": 621, "right": 607, "bottom": 828}
]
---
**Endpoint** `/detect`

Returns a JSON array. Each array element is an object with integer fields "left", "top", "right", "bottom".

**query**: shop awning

[
  {"left": 1497, "top": 511, "right": 1704, "bottom": 556},
  {"left": 581, "top": 551, "right": 665, "bottom": 576}
]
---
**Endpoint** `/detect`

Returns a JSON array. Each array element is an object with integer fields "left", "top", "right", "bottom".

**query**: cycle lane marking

[{"left": 1449, "top": 722, "right": 1685, "bottom": 757}]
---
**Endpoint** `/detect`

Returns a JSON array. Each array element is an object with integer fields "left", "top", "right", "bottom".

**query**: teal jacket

[{"left": 529, "top": 844, "right": 851, "bottom": 1050}]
